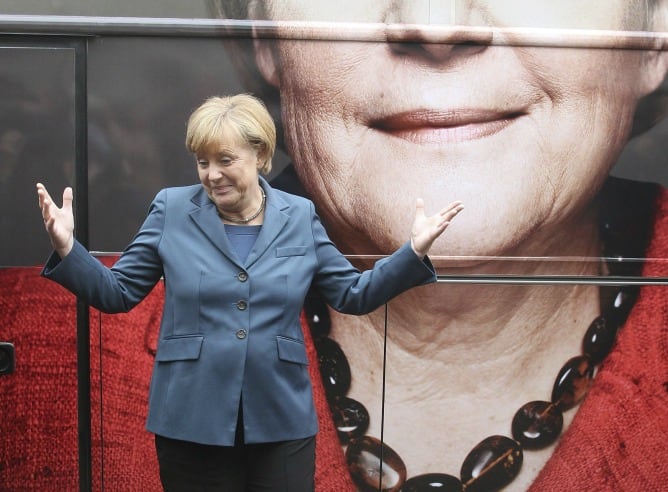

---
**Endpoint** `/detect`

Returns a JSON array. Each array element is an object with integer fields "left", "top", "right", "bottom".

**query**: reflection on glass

[{"left": 0, "top": 47, "right": 75, "bottom": 267}]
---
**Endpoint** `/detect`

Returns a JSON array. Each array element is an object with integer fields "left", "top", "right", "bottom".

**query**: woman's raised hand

[
  {"left": 410, "top": 198, "right": 464, "bottom": 259},
  {"left": 36, "top": 183, "right": 75, "bottom": 258}
]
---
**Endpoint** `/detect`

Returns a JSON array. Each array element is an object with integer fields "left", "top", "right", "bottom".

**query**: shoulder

[
  {"left": 264, "top": 178, "right": 315, "bottom": 213},
  {"left": 151, "top": 184, "right": 206, "bottom": 206},
  {"left": 155, "top": 184, "right": 202, "bottom": 199},
  {"left": 142, "top": 185, "right": 206, "bottom": 219}
]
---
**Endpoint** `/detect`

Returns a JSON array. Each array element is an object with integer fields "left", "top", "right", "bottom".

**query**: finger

[
  {"left": 440, "top": 203, "right": 464, "bottom": 219},
  {"left": 62, "top": 187, "right": 73, "bottom": 213},
  {"left": 436, "top": 200, "right": 462, "bottom": 212},
  {"left": 36, "top": 182, "right": 52, "bottom": 209},
  {"left": 415, "top": 197, "right": 425, "bottom": 216},
  {"left": 437, "top": 218, "right": 452, "bottom": 231},
  {"left": 444, "top": 200, "right": 464, "bottom": 213}
]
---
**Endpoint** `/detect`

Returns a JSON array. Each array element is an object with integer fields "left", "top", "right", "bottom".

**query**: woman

[
  {"left": 214, "top": 1, "right": 668, "bottom": 491},
  {"left": 36, "top": 93, "right": 463, "bottom": 491}
]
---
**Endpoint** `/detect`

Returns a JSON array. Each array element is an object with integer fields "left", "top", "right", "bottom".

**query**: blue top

[{"left": 225, "top": 224, "right": 262, "bottom": 263}]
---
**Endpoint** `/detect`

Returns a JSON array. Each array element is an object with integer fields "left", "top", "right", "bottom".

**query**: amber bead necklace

[
  {"left": 304, "top": 179, "right": 655, "bottom": 492},
  {"left": 306, "top": 282, "right": 638, "bottom": 491}
]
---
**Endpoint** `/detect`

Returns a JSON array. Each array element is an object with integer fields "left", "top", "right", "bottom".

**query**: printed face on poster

[{"left": 213, "top": 0, "right": 668, "bottom": 275}]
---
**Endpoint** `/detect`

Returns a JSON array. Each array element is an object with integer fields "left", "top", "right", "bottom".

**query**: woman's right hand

[{"left": 36, "top": 183, "right": 74, "bottom": 258}]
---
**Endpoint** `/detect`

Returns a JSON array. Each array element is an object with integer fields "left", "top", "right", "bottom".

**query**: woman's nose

[
  {"left": 382, "top": 1, "right": 492, "bottom": 64},
  {"left": 208, "top": 167, "right": 223, "bottom": 181},
  {"left": 386, "top": 25, "right": 492, "bottom": 63}
]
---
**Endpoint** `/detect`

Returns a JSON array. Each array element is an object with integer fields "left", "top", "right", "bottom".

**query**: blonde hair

[{"left": 185, "top": 94, "right": 276, "bottom": 174}]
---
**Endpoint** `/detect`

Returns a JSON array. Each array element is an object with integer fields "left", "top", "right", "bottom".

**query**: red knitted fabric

[
  {"left": 88, "top": 255, "right": 163, "bottom": 491},
  {"left": 0, "top": 267, "right": 80, "bottom": 491},
  {"left": 0, "top": 259, "right": 164, "bottom": 491},
  {"left": 301, "top": 311, "right": 357, "bottom": 492},
  {"left": 529, "top": 189, "right": 668, "bottom": 491}
]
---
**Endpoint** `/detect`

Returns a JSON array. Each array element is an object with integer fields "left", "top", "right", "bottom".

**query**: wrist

[
  {"left": 56, "top": 239, "right": 74, "bottom": 258},
  {"left": 410, "top": 236, "right": 425, "bottom": 260}
]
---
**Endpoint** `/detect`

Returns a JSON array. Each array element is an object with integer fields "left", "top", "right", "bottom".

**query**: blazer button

[
  {"left": 238, "top": 272, "right": 248, "bottom": 282},
  {"left": 236, "top": 329, "right": 247, "bottom": 339},
  {"left": 236, "top": 300, "right": 248, "bottom": 310}
]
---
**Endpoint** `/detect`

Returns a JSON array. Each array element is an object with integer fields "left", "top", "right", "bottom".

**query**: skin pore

[{"left": 245, "top": 0, "right": 668, "bottom": 487}]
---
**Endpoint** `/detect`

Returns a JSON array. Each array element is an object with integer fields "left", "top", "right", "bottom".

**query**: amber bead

[
  {"left": 582, "top": 315, "right": 618, "bottom": 365},
  {"left": 346, "top": 436, "right": 407, "bottom": 492},
  {"left": 303, "top": 291, "right": 331, "bottom": 339},
  {"left": 402, "top": 473, "right": 462, "bottom": 491},
  {"left": 331, "top": 396, "right": 369, "bottom": 444},
  {"left": 314, "top": 336, "right": 351, "bottom": 398},
  {"left": 511, "top": 400, "right": 563, "bottom": 449},
  {"left": 460, "top": 435, "right": 523, "bottom": 492},
  {"left": 604, "top": 286, "right": 639, "bottom": 327},
  {"left": 601, "top": 200, "right": 649, "bottom": 277},
  {"left": 551, "top": 355, "right": 594, "bottom": 410}
]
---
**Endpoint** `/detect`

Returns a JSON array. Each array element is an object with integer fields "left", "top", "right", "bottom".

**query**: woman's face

[
  {"left": 256, "top": 0, "right": 667, "bottom": 258},
  {"left": 196, "top": 127, "right": 263, "bottom": 215}
]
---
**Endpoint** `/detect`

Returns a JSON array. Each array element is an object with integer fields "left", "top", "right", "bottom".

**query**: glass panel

[
  {"left": 2, "top": 2, "right": 664, "bottom": 490},
  {"left": 378, "top": 281, "right": 667, "bottom": 491},
  {"left": 0, "top": 266, "right": 79, "bottom": 490},
  {"left": 0, "top": 44, "right": 78, "bottom": 488},
  {"left": 91, "top": 256, "right": 163, "bottom": 490},
  {"left": 81, "top": 33, "right": 668, "bottom": 275},
  {"left": 0, "top": 0, "right": 665, "bottom": 34},
  {"left": 244, "top": 35, "right": 667, "bottom": 277},
  {"left": 0, "top": 46, "right": 76, "bottom": 267},
  {"left": 304, "top": 298, "right": 387, "bottom": 490},
  {"left": 0, "top": 0, "right": 211, "bottom": 18},
  {"left": 86, "top": 36, "right": 249, "bottom": 252},
  {"left": 215, "top": 0, "right": 668, "bottom": 31}
]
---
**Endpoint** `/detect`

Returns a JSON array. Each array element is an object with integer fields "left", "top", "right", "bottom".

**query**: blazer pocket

[
  {"left": 155, "top": 335, "right": 204, "bottom": 362},
  {"left": 276, "top": 246, "right": 307, "bottom": 257},
  {"left": 276, "top": 336, "right": 309, "bottom": 365}
]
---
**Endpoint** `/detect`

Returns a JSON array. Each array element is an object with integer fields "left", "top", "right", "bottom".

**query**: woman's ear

[
  {"left": 638, "top": 48, "right": 668, "bottom": 98},
  {"left": 639, "top": 4, "right": 668, "bottom": 96},
  {"left": 248, "top": 0, "right": 280, "bottom": 88},
  {"left": 254, "top": 35, "right": 280, "bottom": 88},
  {"left": 630, "top": 48, "right": 668, "bottom": 136}
]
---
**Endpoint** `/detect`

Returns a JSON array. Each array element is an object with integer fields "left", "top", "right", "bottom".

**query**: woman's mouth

[
  {"left": 209, "top": 186, "right": 235, "bottom": 200},
  {"left": 211, "top": 185, "right": 232, "bottom": 194},
  {"left": 370, "top": 108, "right": 525, "bottom": 144}
]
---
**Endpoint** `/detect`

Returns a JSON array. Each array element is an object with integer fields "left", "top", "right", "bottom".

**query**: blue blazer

[{"left": 43, "top": 178, "right": 436, "bottom": 445}]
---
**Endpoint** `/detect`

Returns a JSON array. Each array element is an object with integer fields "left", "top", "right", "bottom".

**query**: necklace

[
  {"left": 303, "top": 178, "right": 656, "bottom": 492},
  {"left": 218, "top": 189, "right": 266, "bottom": 224}
]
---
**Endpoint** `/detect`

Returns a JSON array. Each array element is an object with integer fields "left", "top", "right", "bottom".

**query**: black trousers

[{"left": 154, "top": 434, "right": 316, "bottom": 492}]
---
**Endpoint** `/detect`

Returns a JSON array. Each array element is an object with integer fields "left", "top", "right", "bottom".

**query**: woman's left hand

[{"left": 410, "top": 198, "right": 464, "bottom": 259}]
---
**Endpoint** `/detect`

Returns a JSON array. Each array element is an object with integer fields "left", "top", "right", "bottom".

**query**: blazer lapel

[
  {"left": 187, "top": 179, "right": 290, "bottom": 269},
  {"left": 188, "top": 187, "right": 241, "bottom": 266},
  {"left": 245, "top": 178, "right": 289, "bottom": 268}
]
